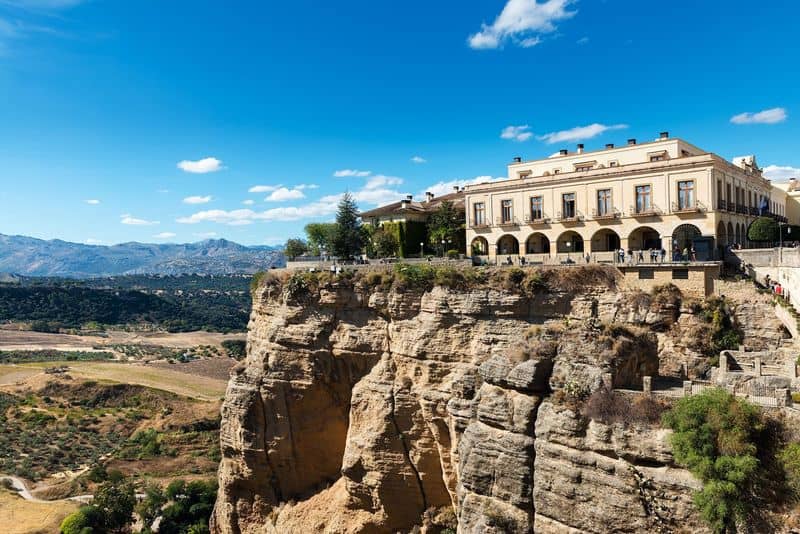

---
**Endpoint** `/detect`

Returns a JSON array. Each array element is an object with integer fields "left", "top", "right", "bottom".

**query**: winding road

[{"left": 1, "top": 475, "right": 92, "bottom": 504}]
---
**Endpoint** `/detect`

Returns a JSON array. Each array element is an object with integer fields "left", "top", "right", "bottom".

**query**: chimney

[
  {"left": 659, "top": 131, "right": 669, "bottom": 139},
  {"left": 627, "top": 138, "right": 637, "bottom": 145},
  {"left": 577, "top": 143, "right": 584, "bottom": 154},
  {"left": 559, "top": 149, "right": 568, "bottom": 156},
  {"left": 400, "top": 200, "right": 408, "bottom": 209},
  {"left": 605, "top": 143, "right": 614, "bottom": 149},
  {"left": 453, "top": 186, "right": 460, "bottom": 193},
  {"left": 406, "top": 194, "right": 413, "bottom": 201},
  {"left": 512, "top": 156, "right": 522, "bottom": 163},
  {"left": 425, "top": 191, "right": 434, "bottom": 202}
]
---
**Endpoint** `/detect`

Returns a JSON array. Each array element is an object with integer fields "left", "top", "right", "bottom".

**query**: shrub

[
  {"left": 780, "top": 443, "right": 800, "bottom": 498},
  {"left": 446, "top": 249, "right": 460, "bottom": 259},
  {"left": 662, "top": 389, "right": 763, "bottom": 532},
  {"left": 392, "top": 263, "right": 435, "bottom": 290},
  {"left": 221, "top": 339, "right": 246, "bottom": 360},
  {"left": 583, "top": 387, "right": 668, "bottom": 426},
  {"left": 748, "top": 217, "right": 778, "bottom": 243}
]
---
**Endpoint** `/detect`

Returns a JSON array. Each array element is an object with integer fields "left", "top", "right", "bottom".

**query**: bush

[
  {"left": 662, "top": 389, "right": 763, "bottom": 532},
  {"left": 748, "top": 216, "right": 778, "bottom": 243},
  {"left": 582, "top": 387, "right": 668, "bottom": 426},
  {"left": 446, "top": 249, "right": 460, "bottom": 259},
  {"left": 221, "top": 339, "right": 246, "bottom": 360},
  {"left": 780, "top": 443, "right": 800, "bottom": 498}
]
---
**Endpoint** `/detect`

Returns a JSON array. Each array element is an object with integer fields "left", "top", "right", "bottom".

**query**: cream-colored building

[{"left": 466, "top": 132, "right": 788, "bottom": 263}]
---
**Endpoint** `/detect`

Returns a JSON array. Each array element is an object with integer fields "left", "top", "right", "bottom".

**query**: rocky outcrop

[{"left": 212, "top": 275, "right": 710, "bottom": 534}]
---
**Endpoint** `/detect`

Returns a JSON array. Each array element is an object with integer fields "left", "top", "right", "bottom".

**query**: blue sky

[{"left": 0, "top": 0, "right": 798, "bottom": 246}]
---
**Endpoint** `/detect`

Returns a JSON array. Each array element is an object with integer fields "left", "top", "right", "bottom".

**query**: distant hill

[{"left": 0, "top": 234, "right": 285, "bottom": 278}]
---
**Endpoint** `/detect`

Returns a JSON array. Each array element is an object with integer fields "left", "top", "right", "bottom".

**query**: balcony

[
  {"left": 749, "top": 207, "right": 759, "bottom": 216},
  {"left": 495, "top": 216, "right": 520, "bottom": 227},
  {"left": 523, "top": 213, "right": 551, "bottom": 225},
  {"left": 629, "top": 204, "right": 662, "bottom": 217},
  {"left": 591, "top": 207, "right": 620, "bottom": 220},
  {"left": 469, "top": 220, "right": 490, "bottom": 229},
  {"left": 556, "top": 210, "right": 584, "bottom": 223},
  {"left": 671, "top": 200, "right": 706, "bottom": 214},
  {"left": 717, "top": 199, "right": 728, "bottom": 211}
]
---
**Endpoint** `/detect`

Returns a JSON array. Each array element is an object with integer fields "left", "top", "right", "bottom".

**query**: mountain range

[{"left": 0, "top": 234, "right": 285, "bottom": 278}]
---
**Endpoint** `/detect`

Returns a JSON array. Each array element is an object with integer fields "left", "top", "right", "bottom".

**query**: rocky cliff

[{"left": 212, "top": 268, "right": 724, "bottom": 533}]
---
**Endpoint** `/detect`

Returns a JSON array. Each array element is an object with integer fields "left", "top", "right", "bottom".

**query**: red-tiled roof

[{"left": 360, "top": 191, "right": 464, "bottom": 218}]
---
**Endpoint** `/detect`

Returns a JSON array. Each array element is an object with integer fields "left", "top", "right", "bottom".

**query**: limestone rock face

[{"left": 212, "top": 279, "right": 714, "bottom": 534}]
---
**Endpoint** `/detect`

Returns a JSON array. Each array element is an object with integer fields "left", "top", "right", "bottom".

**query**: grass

[
  {"left": 15, "top": 361, "right": 227, "bottom": 401},
  {"left": 0, "top": 365, "right": 39, "bottom": 385},
  {"left": 0, "top": 489, "right": 78, "bottom": 534}
]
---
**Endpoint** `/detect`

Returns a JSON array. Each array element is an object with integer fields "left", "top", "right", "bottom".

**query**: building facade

[{"left": 466, "top": 133, "right": 787, "bottom": 263}]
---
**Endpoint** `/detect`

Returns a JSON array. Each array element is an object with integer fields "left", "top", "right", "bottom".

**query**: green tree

[
  {"left": 662, "top": 389, "right": 763, "bottom": 533},
  {"left": 372, "top": 228, "right": 399, "bottom": 258},
  {"left": 136, "top": 482, "right": 166, "bottom": 533},
  {"left": 427, "top": 201, "right": 463, "bottom": 253},
  {"left": 747, "top": 217, "right": 778, "bottom": 243},
  {"left": 304, "top": 222, "right": 338, "bottom": 255},
  {"left": 284, "top": 238, "right": 308, "bottom": 260},
  {"left": 332, "top": 192, "right": 362, "bottom": 259},
  {"left": 159, "top": 479, "right": 218, "bottom": 534},
  {"left": 93, "top": 480, "right": 136, "bottom": 532},
  {"left": 60, "top": 505, "right": 105, "bottom": 534}
]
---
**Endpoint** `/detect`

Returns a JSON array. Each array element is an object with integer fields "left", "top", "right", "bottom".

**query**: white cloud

[
  {"left": 468, "top": 0, "right": 577, "bottom": 50},
  {"left": 194, "top": 232, "right": 218, "bottom": 238},
  {"left": 248, "top": 184, "right": 279, "bottom": 193},
  {"left": 242, "top": 199, "right": 255, "bottom": 205},
  {"left": 730, "top": 107, "right": 787, "bottom": 125},
  {"left": 153, "top": 232, "right": 176, "bottom": 239},
  {"left": 295, "top": 183, "right": 319, "bottom": 190},
  {"left": 537, "top": 123, "right": 627, "bottom": 144},
  {"left": 183, "top": 195, "right": 212, "bottom": 204},
  {"left": 500, "top": 125, "right": 533, "bottom": 142},
  {"left": 576, "top": 36, "right": 589, "bottom": 45},
  {"left": 365, "top": 174, "right": 403, "bottom": 189},
  {"left": 120, "top": 214, "right": 159, "bottom": 226},
  {"left": 334, "top": 169, "right": 371, "bottom": 177},
  {"left": 422, "top": 176, "right": 509, "bottom": 197},
  {"left": 84, "top": 238, "right": 102, "bottom": 245},
  {"left": 411, "top": 156, "right": 427, "bottom": 164},
  {"left": 177, "top": 202, "right": 340, "bottom": 225},
  {"left": 85, "top": 199, "right": 100, "bottom": 205},
  {"left": 266, "top": 187, "right": 306, "bottom": 202},
  {"left": 177, "top": 157, "right": 223, "bottom": 174},
  {"left": 763, "top": 165, "right": 800, "bottom": 182}
]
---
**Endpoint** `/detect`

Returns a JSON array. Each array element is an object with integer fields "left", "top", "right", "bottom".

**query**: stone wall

[{"left": 619, "top": 263, "right": 719, "bottom": 298}]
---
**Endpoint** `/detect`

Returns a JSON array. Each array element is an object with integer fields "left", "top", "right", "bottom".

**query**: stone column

[
  {"left": 683, "top": 380, "right": 693, "bottom": 397},
  {"left": 787, "top": 360, "right": 798, "bottom": 379},
  {"left": 754, "top": 357, "right": 762, "bottom": 377},
  {"left": 718, "top": 352, "right": 728, "bottom": 381},
  {"left": 643, "top": 376, "right": 652, "bottom": 395},
  {"left": 777, "top": 388, "right": 791, "bottom": 408}
]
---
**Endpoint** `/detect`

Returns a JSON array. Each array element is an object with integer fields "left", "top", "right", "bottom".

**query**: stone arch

[
  {"left": 556, "top": 230, "right": 584, "bottom": 253},
  {"left": 525, "top": 233, "right": 550, "bottom": 254},
  {"left": 496, "top": 234, "right": 519, "bottom": 255},
  {"left": 628, "top": 226, "right": 661, "bottom": 250},
  {"left": 727, "top": 222, "right": 734, "bottom": 245},
  {"left": 471, "top": 236, "right": 489, "bottom": 255},
  {"left": 590, "top": 228, "right": 621, "bottom": 252},
  {"left": 673, "top": 223, "right": 702, "bottom": 251}
]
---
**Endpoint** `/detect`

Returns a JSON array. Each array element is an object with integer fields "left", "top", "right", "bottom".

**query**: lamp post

[
  {"left": 440, "top": 239, "right": 445, "bottom": 258},
  {"left": 420, "top": 242, "right": 424, "bottom": 259},
  {"left": 566, "top": 240, "right": 572, "bottom": 263},
  {"left": 373, "top": 240, "right": 378, "bottom": 259}
]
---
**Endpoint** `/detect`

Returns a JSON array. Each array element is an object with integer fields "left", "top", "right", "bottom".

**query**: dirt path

[{"left": 1, "top": 476, "right": 92, "bottom": 504}]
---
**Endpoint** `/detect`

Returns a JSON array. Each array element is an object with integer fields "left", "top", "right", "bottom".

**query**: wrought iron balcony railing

[
  {"left": 591, "top": 207, "right": 621, "bottom": 220},
  {"left": 495, "top": 216, "right": 520, "bottom": 226},
  {"left": 629, "top": 204, "right": 662, "bottom": 216},
  {"left": 523, "top": 213, "right": 551, "bottom": 224},
  {"left": 556, "top": 210, "right": 584, "bottom": 222},
  {"left": 671, "top": 200, "right": 707, "bottom": 213}
]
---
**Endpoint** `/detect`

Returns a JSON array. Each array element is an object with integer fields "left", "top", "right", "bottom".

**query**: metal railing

[
  {"left": 495, "top": 216, "right": 520, "bottom": 226},
  {"left": 469, "top": 220, "right": 489, "bottom": 229},
  {"left": 671, "top": 200, "right": 707, "bottom": 213},
  {"left": 523, "top": 213, "right": 551, "bottom": 224},
  {"left": 556, "top": 210, "right": 584, "bottom": 222},
  {"left": 591, "top": 207, "right": 620, "bottom": 219},
  {"left": 718, "top": 199, "right": 728, "bottom": 210},
  {"left": 629, "top": 204, "right": 662, "bottom": 216}
]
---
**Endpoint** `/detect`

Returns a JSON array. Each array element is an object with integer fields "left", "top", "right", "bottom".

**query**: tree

[
  {"left": 304, "top": 222, "right": 338, "bottom": 256},
  {"left": 427, "top": 201, "right": 463, "bottom": 253},
  {"left": 373, "top": 228, "right": 399, "bottom": 258},
  {"left": 332, "top": 192, "right": 362, "bottom": 258},
  {"left": 747, "top": 217, "right": 778, "bottom": 243},
  {"left": 60, "top": 505, "right": 105, "bottom": 534},
  {"left": 136, "top": 482, "right": 166, "bottom": 533},
  {"left": 159, "top": 479, "right": 218, "bottom": 534},
  {"left": 662, "top": 389, "right": 763, "bottom": 533},
  {"left": 93, "top": 480, "right": 136, "bottom": 532},
  {"left": 284, "top": 238, "right": 308, "bottom": 260}
]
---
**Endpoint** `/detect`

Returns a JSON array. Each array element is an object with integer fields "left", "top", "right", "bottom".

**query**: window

[
  {"left": 530, "top": 196, "right": 543, "bottom": 220},
  {"left": 473, "top": 202, "right": 485, "bottom": 226},
  {"left": 596, "top": 189, "right": 612, "bottom": 216},
  {"left": 678, "top": 180, "right": 695, "bottom": 209},
  {"left": 672, "top": 269, "right": 689, "bottom": 280},
  {"left": 501, "top": 199, "right": 513, "bottom": 223},
  {"left": 635, "top": 185, "right": 652, "bottom": 213},
  {"left": 639, "top": 269, "right": 654, "bottom": 280},
  {"left": 609, "top": 161, "right": 618, "bottom": 168},
  {"left": 575, "top": 165, "right": 593, "bottom": 172},
  {"left": 562, "top": 193, "right": 576, "bottom": 218},
  {"left": 650, "top": 155, "right": 665, "bottom": 162},
  {"left": 553, "top": 169, "right": 560, "bottom": 174}
]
